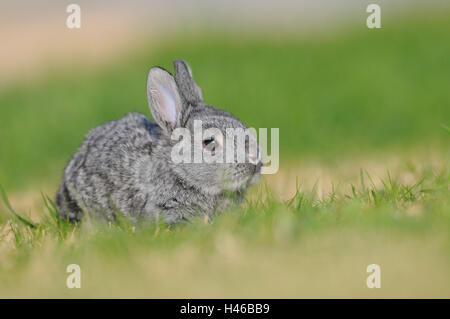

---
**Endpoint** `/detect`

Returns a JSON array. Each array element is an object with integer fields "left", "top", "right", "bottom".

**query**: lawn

[
  {"left": 0, "top": 12, "right": 449, "bottom": 298},
  {"left": 0, "top": 165, "right": 449, "bottom": 297}
]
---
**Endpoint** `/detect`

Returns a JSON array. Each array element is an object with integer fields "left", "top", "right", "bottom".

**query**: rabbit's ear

[
  {"left": 147, "top": 67, "right": 184, "bottom": 133},
  {"left": 173, "top": 59, "right": 203, "bottom": 105}
]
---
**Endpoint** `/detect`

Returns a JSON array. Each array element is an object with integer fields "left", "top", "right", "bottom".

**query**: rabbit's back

[{"left": 56, "top": 112, "right": 162, "bottom": 222}]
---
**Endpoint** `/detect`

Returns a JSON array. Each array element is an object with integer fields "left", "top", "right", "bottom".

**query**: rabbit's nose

[{"left": 249, "top": 152, "right": 262, "bottom": 166}]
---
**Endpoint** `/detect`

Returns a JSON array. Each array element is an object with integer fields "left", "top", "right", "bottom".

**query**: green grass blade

[{"left": 0, "top": 184, "right": 37, "bottom": 228}]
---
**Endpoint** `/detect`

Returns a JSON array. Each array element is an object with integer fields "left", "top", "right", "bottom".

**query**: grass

[{"left": 0, "top": 164, "right": 448, "bottom": 298}]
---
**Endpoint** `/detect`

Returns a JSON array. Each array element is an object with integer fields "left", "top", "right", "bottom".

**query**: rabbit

[{"left": 56, "top": 59, "right": 262, "bottom": 224}]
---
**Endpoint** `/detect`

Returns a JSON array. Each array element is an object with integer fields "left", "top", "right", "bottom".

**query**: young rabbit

[{"left": 56, "top": 59, "right": 262, "bottom": 224}]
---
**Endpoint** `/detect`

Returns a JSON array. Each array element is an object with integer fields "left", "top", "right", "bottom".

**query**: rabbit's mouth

[
  {"left": 219, "top": 171, "right": 259, "bottom": 193},
  {"left": 237, "top": 164, "right": 262, "bottom": 189},
  {"left": 248, "top": 170, "right": 261, "bottom": 186}
]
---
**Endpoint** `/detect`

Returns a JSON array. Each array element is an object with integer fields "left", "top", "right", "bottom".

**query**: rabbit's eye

[{"left": 203, "top": 138, "right": 215, "bottom": 148}]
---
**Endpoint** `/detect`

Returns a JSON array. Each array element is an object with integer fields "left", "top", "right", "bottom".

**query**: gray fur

[{"left": 56, "top": 60, "right": 262, "bottom": 224}]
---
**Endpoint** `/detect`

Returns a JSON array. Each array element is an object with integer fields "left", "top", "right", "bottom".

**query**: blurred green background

[
  {"left": 0, "top": 10, "right": 448, "bottom": 191},
  {"left": 0, "top": 1, "right": 449, "bottom": 299}
]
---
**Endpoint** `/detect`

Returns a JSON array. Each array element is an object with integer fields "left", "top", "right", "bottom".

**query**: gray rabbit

[{"left": 56, "top": 60, "right": 262, "bottom": 224}]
